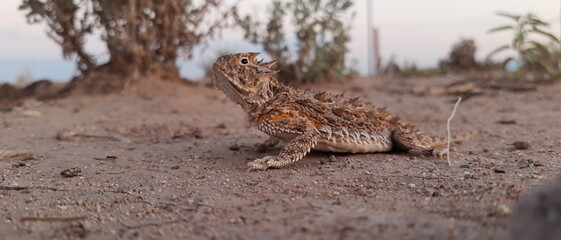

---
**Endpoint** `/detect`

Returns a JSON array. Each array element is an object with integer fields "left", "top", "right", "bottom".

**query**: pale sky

[{"left": 0, "top": 0, "right": 559, "bottom": 82}]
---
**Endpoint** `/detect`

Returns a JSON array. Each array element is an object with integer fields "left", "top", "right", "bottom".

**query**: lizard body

[{"left": 212, "top": 53, "right": 470, "bottom": 170}]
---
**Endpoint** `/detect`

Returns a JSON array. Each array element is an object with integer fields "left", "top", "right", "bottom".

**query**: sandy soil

[{"left": 0, "top": 76, "right": 560, "bottom": 239}]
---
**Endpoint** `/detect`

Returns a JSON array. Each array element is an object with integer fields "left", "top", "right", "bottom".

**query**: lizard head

[{"left": 212, "top": 52, "right": 279, "bottom": 109}]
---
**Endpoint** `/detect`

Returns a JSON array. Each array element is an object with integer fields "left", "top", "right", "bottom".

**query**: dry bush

[
  {"left": 20, "top": 0, "right": 234, "bottom": 93},
  {"left": 440, "top": 38, "right": 479, "bottom": 72},
  {"left": 237, "top": 0, "right": 356, "bottom": 84}
]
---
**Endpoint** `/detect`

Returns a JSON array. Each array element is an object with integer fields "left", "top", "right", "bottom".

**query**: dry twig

[
  {"left": 0, "top": 150, "right": 34, "bottom": 161},
  {"left": 447, "top": 97, "right": 462, "bottom": 166},
  {"left": 21, "top": 215, "right": 88, "bottom": 222},
  {"left": 0, "top": 186, "right": 63, "bottom": 191}
]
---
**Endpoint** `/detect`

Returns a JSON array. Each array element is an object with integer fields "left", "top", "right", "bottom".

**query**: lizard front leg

[{"left": 247, "top": 131, "right": 317, "bottom": 171}]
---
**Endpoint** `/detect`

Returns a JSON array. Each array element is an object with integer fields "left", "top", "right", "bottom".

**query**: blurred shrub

[
  {"left": 20, "top": 0, "right": 234, "bottom": 93},
  {"left": 237, "top": 0, "right": 356, "bottom": 84},
  {"left": 440, "top": 38, "right": 479, "bottom": 72},
  {"left": 383, "top": 56, "right": 443, "bottom": 78}
]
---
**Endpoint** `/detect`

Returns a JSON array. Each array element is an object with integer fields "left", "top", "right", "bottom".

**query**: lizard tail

[
  {"left": 436, "top": 130, "right": 477, "bottom": 143},
  {"left": 390, "top": 117, "right": 475, "bottom": 153}
]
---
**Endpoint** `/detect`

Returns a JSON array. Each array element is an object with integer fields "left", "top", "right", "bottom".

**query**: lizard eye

[{"left": 240, "top": 58, "right": 249, "bottom": 65}]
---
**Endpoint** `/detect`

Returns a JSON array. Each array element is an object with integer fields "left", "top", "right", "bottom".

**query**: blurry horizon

[{"left": 0, "top": 0, "right": 559, "bottom": 83}]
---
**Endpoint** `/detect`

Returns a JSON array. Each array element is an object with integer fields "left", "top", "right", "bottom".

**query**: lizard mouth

[
  {"left": 212, "top": 66, "right": 256, "bottom": 107},
  {"left": 212, "top": 67, "right": 250, "bottom": 94}
]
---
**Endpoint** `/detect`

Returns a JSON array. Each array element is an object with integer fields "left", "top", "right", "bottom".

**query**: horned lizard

[{"left": 213, "top": 52, "right": 470, "bottom": 171}]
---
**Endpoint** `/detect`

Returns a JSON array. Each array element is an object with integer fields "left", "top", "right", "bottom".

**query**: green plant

[
  {"left": 487, "top": 12, "right": 561, "bottom": 81},
  {"left": 237, "top": 0, "right": 355, "bottom": 84}
]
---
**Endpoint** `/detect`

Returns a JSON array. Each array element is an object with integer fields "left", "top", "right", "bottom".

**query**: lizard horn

[
  {"left": 248, "top": 52, "right": 261, "bottom": 60},
  {"left": 261, "top": 60, "right": 278, "bottom": 69}
]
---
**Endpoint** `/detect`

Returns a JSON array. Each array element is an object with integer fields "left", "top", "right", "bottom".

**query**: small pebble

[
  {"left": 513, "top": 141, "right": 531, "bottom": 150},
  {"left": 517, "top": 159, "right": 532, "bottom": 169},
  {"left": 533, "top": 161, "right": 544, "bottom": 167},
  {"left": 496, "top": 119, "right": 516, "bottom": 125},
  {"left": 228, "top": 145, "right": 240, "bottom": 151},
  {"left": 11, "top": 163, "right": 26, "bottom": 168},
  {"left": 56, "top": 205, "right": 68, "bottom": 210},
  {"left": 493, "top": 168, "right": 506, "bottom": 174},
  {"left": 329, "top": 155, "right": 338, "bottom": 162},
  {"left": 356, "top": 188, "right": 368, "bottom": 196},
  {"left": 496, "top": 204, "right": 511, "bottom": 217},
  {"left": 61, "top": 167, "right": 82, "bottom": 177}
]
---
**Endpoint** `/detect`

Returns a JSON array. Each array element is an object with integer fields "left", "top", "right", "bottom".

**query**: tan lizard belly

[{"left": 313, "top": 137, "right": 393, "bottom": 153}]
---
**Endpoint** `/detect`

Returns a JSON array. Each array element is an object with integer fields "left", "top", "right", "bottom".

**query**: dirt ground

[{"left": 0, "top": 76, "right": 560, "bottom": 240}]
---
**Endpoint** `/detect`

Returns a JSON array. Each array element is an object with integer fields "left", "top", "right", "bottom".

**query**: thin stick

[
  {"left": 447, "top": 97, "right": 462, "bottom": 167},
  {"left": 21, "top": 215, "right": 88, "bottom": 222},
  {"left": 0, "top": 186, "right": 63, "bottom": 191}
]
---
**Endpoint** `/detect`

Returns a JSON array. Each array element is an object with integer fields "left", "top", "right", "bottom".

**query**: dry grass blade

[{"left": 56, "top": 129, "right": 131, "bottom": 143}]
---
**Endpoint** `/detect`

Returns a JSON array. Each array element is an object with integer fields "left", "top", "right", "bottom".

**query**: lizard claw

[
  {"left": 246, "top": 156, "right": 279, "bottom": 171},
  {"left": 432, "top": 146, "right": 457, "bottom": 159}
]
